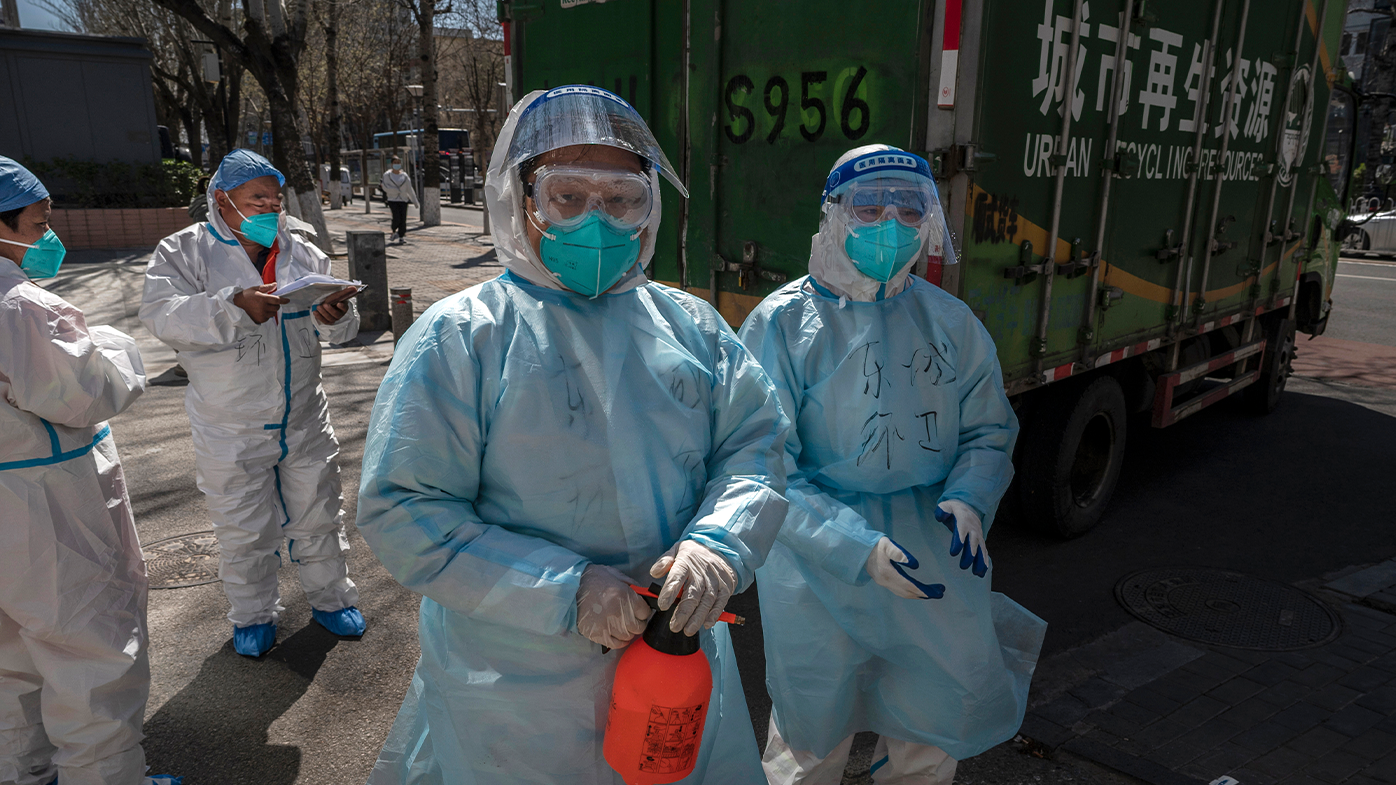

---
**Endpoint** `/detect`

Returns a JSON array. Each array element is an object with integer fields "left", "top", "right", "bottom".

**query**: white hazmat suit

[
  {"left": 0, "top": 261, "right": 151, "bottom": 785},
  {"left": 139, "top": 182, "right": 360, "bottom": 633}
]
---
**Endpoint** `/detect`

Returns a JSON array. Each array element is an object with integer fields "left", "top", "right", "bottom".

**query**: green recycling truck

[{"left": 497, "top": 0, "right": 1352, "bottom": 537}]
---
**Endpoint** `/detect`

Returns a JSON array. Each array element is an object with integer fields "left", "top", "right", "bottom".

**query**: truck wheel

[
  {"left": 1243, "top": 318, "right": 1295, "bottom": 415},
  {"left": 1018, "top": 376, "right": 1128, "bottom": 538}
]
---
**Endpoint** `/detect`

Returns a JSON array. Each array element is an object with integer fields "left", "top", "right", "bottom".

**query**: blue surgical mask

[
  {"left": 844, "top": 220, "right": 923, "bottom": 282},
  {"left": 538, "top": 212, "right": 642, "bottom": 298},
  {"left": 1, "top": 229, "right": 67, "bottom": 279},
  {"left": 232, "top": 203, "right": 281, "bottom": 248}
]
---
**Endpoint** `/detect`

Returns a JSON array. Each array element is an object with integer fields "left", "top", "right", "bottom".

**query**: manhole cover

[
  {"left": 143, "top": 531, "right": 221, "bottom": 589},
  {"left": 1115, "top": 568, "right": 1341, "bottom": 651}
]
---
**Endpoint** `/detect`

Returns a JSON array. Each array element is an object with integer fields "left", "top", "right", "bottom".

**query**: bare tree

[
  {"left": 337, "top": 1, "right": 414, "bottom": 151},
  {"left": 394, "top": 0, "right": 448, "bottom": 226},
  {"left": 138, "top": 0, "right": 332, "bottom": 248},
  {"left": 46, "top": 0, "right": 244, "bottom": 165},
  {"left": 438, "top": 0, "right": 500, "bottom": 196},
  {"left": 320, "top": 0, "right": 342, "bottom": 208}
]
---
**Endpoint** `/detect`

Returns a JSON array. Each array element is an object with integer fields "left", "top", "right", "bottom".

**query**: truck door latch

[
  {"left": 1156, "top": 229, "right": 1183, "bottom": 262},
  {"left": 1211, "top": 215, "right": 1237, "bottom": 255},
  {"left": 1056, "top": 239, "right": 1098, "bottom": 279},
  {"left": 931, "top": 143, "right": 997, "bottom": 179},
  {"left": 717, "top": 241, "right": 788, "bottom": 292},
  {"left": 1003, "top": 240, "right": 1045, "bottom": 282},
  {"left": 1281, "top": 217, "right": 1303, "bottom": 243}
]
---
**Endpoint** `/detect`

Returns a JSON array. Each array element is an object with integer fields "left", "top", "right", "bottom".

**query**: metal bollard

[
  {"left": 391, "top": 287, "right": 414, "bottom": 343},
  {"left": 346, "top": 230, "right": 390, "bottom": 331}
]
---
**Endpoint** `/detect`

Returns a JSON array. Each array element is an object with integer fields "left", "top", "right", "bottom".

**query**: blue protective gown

[
  {"left": 358, "top": 271, "right": 788, "bottom": 785},
  {"left": 738, "top": 275, "right": 1046, "bottom": 761}
]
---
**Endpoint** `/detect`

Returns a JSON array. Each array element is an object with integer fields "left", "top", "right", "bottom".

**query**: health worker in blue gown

[
  {"left": 739, "top": 145, "right": 1047, "bottom": 785},
  {"left": 357, "top": 85, "right": 790, "bottom": 785}
]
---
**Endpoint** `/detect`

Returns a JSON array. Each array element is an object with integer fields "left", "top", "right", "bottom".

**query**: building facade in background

[{"left": 0, "top": 28, "right": 160, "bottom": 165}]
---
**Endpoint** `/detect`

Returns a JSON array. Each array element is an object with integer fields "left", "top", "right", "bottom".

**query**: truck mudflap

[{"left": 1151, "top": 339, "right": 1266, "bottom": 428}]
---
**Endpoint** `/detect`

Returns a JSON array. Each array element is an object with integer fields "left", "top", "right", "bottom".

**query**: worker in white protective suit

[
  {"left": 739, "top": 145, "right": 1047, "bottom": 785},
  {"left": 0, "top": 157, "right": 182, "bottom": 785},
  {"left": 358, "top": 85, "right": 790, "bottom": 784},
  {"left": 139, "top": 149, "right": 366, "bottom": 658}
]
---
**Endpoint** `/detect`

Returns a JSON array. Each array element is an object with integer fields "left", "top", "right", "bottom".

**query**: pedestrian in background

[
  {"left": 381, "top": 156, "right": 416, "bottom": 243},
  {"left": 739, "top": 145, "right": 1046, "bottom": 785},
  {"left": 139, "top": 149, "right": 365, "bottom": 659},
  {"left": 0, "top": 156, "right": 181, "bottom": 785}
]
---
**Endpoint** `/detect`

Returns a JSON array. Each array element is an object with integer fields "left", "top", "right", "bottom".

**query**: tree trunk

[
  {"left": 267, "top": 86, "right": 332, "bottom": 250},
  {"left": 326, "top": 0, "right": 342, "bottom": 210},
  {"left": 146, "top": 0, "right": 331, "bottom": 248},
  {"left": 153, "top": 85, "right": 178, "bottom": 138},
  {"left": 223, "top": 62, "right": 243, "bottom": 157},
  {"left": 203, "top": 102, "right": 230, "bottom": 163},
  {"left": 201, "top": 54, "right": 243, "bottom": 165},
  {"left": 418, "top": 0, "right": 441, "bottom": 226},
  {"left": 212, "top": 0, "right": 240, "bottom": 163},
  {"left": 181, "top": 106, "right": 203, "bottom": 167}
]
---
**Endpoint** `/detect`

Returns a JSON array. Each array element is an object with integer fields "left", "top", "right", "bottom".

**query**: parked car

[{"left": 1342, "top": 198, "right": 1396, "bottom": 253}]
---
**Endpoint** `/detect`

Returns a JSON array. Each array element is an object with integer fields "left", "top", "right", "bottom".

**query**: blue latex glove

[
  {"left": 865, "top": 537, "right": 945, "bottom": 599},
  {"left": 935, "top": 500, "right": 988, "bottom": 577}
]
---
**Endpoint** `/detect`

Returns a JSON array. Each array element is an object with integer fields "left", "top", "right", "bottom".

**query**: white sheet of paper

[{"left": 272, "top": 274, "right": 364, "bottom": 306}]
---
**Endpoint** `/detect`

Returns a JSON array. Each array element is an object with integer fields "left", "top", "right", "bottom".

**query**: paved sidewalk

[
  {"left": 1021, "top": 560, "right": 1396, "bottom": 785},
  {"left": 320, "top": 207, "right": 503, "bottom": 320},
  {"left": 40, "top": 248, "right": 180, "bottom": 374},
  {"left": 1292, "top": 336, "right": 1396, "bottom": 391}
]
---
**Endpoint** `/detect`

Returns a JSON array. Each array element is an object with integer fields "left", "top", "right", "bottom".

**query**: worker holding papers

[{"left": 139, "top": 149, "right": 368, "bottom": 657}]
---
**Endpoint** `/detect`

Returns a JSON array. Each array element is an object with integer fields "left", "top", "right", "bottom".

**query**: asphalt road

[
  {"left": 54, "top": 249, "right": 1396, "bottom": 784},
  {"left": 1330, "top": 257, "right": 1396, "bottom": 346}
]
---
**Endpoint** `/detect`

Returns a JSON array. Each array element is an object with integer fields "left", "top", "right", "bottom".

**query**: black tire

[
  {"left": 1017, "top": 376, "right": 1128, "bottom": 539},
  {"left": 1243, "top": 318, "right": 1295, "bottom": 415}
]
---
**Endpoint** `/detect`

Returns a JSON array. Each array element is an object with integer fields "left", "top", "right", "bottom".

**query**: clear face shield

[
  {"left": 819, "top": 148, "right": 955, "bottom": 285},
  {"left": 503, "top": 86, "right": 688, "bottom": 198}
]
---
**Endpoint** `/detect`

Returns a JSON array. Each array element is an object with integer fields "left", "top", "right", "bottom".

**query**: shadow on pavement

[
  {"left": 148, "top": 366, "right": 189, "bottom": 387},
  {"left": 453, "top": 248, "right": 497, "bottom": 268},
  {"left": 991, "top": 387, "right": 1396, "bottom": 658},
  {"left": 143, "top": 623, "right": 342, "bottom": 784}
]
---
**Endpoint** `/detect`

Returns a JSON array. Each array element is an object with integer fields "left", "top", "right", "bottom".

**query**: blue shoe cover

[
  {"left": 312, "top": 606, "right": 366, "bottom": 637},
  {"left": 233, "top": 622, "right": 276, "bottom": 656},
  {"left": 145, "top": 776, "right": 186, "bottom": 785}
]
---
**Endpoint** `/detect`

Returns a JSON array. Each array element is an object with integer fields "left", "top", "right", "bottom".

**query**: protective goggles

[
  {"left": 524, "top": 165, "right": 654, "bottom": 231},
  {"left": 832, "top": 178, "right": 935, "bottom": 228}
]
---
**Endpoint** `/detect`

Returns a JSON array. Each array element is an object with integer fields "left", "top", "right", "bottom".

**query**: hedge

[{"left": 22, "top": 157, "right": 203, "bottom": 209}]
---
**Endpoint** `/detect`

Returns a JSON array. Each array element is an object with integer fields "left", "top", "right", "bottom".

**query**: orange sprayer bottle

[{"left": 603, "top": 584, "right": 713, "bottom": 784}]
